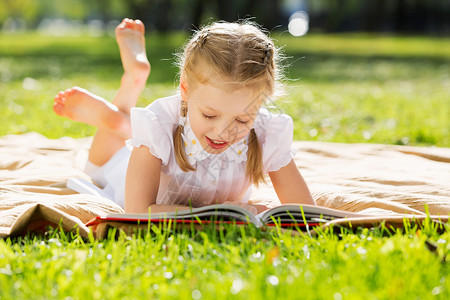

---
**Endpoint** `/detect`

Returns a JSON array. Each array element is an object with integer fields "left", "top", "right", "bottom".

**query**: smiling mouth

[{"left": 206, "top": 136, "right": 229, "bottom": 149}]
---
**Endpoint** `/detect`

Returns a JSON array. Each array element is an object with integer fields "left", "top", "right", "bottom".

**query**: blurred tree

[
  {"left": 86, "top": 0, "right": 131, "bottom": 23},
  {"left": 309, "top": 0, "right": 362, "bottom": 32},
  {"left": 0, "top": 0, "right": 448, "bottom": 34},
  {"left": 122, "top": 0, "right": 154, "bottom": 27},
  {"left": 306, "top": 0, "right": 449, "bottom": 34},
  {"left": 361, "top": 0, "right": 391, "bottom": 32},
  {"left": 397, "top": 0, "right": 445, "bottom": 34},
  {"left": 190, "top": 0, "right": 281, "bottom": 30},
  {"left": 51, "top": 0, "right": 88, "bottom": 20},
  {"left": 117, "top": 0, "right": 176, "bottom": 32},
  {"left": 0, "top": 0, "right": 39, "bottom": 26},
  {"left": 154, "top": 0, "right": 173, "bottom": 32}
]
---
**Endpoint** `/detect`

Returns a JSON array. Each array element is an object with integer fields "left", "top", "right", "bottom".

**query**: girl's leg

[
  {"left": 53, "top": 19, "right": 150, "bottom": 166},
  {"left": 88, "top": 18, "right": 150, "bottom": 165}
]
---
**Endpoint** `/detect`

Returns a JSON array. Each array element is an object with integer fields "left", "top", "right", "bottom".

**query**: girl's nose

[{"left": 214, "top": 120, "right": 233, "bottom": 141}]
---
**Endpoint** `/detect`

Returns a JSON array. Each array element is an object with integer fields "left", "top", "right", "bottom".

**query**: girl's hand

[
  {"left": 251, "top": 204, "right": 269, "bottom": 214},
  {"left": 222, "top": 201, "right": 268, "bottom": 215},
  {"left": 149, "top": 204, "right": 190, "bottom": 214},
  {"left": 269, "top": 159, "right": 316, "bottom": 206}
]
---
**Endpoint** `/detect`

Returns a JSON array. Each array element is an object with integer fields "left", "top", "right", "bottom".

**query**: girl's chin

[{"left": 203, "top": 144, "right": 229, "bottom": 154}]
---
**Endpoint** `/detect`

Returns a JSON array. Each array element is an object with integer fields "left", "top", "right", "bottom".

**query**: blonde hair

[{"left": 174, "top": 21, "right": 283, "bottom": 186}]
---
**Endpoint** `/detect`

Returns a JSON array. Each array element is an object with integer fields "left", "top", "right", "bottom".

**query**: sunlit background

[
  {"left": 1, "top": 0, "right": 449, "bottom": 35},
  {"left": 0, "top": 0, "right": 449, "bottom": 146}
]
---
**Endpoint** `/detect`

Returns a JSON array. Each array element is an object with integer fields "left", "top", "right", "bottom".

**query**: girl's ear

[{"left": 180, "top": 74, "right": 188, "bottom": 102}]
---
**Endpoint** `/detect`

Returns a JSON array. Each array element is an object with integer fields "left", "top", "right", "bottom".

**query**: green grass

[
  {"left": 1, "top": 32, "right": 449, "bottom": 298},
  {"left": 0, "top": 32, "right": 449, "bottom": 146},
  {"left": 1, "top": 222, "right": 449, "bottom": 299}
]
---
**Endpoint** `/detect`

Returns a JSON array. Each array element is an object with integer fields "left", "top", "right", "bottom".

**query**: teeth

[{"left": 209, "top": 138, "right": 225, "bottom": 145}]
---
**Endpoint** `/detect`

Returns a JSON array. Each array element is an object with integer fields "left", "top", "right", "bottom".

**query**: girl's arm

[
  {"left": 269, "top": 159, "right": 316, "bottom": 205},
  {"left": 125, "top": 145, "right": 191, "bottom": 213},
  {"left": 125, "top": 145, "right": 161, "bottom": 213}
]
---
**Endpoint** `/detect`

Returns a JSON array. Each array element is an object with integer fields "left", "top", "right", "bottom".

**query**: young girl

[{"left": 53, "top": 18, "right": 315, "bottom": 214}]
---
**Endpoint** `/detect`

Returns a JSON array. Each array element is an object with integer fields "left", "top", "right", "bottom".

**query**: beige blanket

[{"left": 1, "top": 132, "right": 449, "bottom": 238}]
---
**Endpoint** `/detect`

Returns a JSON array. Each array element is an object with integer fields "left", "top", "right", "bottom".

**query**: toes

[
  {"left": 133, "top": 20, "right": 145, "bottom": 34},
  {"left": 124, "top": 19, "right": 132, "bottom": 27},
  {"left": 54, "top": 88, "right": 75, "bottom": 103},
  {"left": 116, "top": 19, "right": 129, "bottom": 31},
  {"left": 120, "top": 18, "right": 131, "bottom": 26},
  {"left": 65, "top": 88, "right": 75, "bottom": 96},
  {"left": 116, "top": 18, "right": 145, "bottom": 34},
  {"left": 52, "top": 102, "right": 64, "bottom": 116},
  {"left": 116, "top": 22, "right": 130, "bottom": 32},
  {"left": 54, "top": 91, "right": 65, "bottom": 103}
]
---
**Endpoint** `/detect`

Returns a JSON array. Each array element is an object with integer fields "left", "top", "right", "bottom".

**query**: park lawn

[
  {"left": 0, "top": 32, "right": 449, "bottom": 298},
  {"left": 1, "top": 222, "right": 449, "bottom": 299}
]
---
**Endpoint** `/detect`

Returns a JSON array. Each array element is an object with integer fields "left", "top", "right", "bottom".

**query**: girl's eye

[
  {"left": 202, "top": 113, "right": 216, "bottom": 119},
  {"left": 236, "top": 119, "right": 249, "bottom": 124}
]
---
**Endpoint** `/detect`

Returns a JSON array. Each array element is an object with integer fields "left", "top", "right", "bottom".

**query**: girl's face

[{"left": 182, "top": 80, "right": 262, "bottom": 154}]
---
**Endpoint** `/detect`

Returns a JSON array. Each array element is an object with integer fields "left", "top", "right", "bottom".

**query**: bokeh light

[{"left": 288, "top": 10, "right": 309, "bottom": 36}]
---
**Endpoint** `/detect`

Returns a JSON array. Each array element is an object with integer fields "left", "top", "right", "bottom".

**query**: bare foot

[
  {"left": 115, "top": 18, "right": 150, "bottom": 87},
  {"left": 53, "top": 87, "right": 131, "bottom": 138}
]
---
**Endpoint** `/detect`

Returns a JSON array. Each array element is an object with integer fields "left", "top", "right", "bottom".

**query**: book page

[
  {"left": 106, "top": 204, "right": 259, "bottom": 224},
  {"left": 257, "top": 204, "right": 364, "bottom": 224}
]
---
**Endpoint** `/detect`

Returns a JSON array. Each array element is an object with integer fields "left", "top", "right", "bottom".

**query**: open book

[{"left": 85, "top": 204, "right": 363, "bottom": 228}]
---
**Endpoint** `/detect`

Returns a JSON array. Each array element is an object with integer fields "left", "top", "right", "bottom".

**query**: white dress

[{"left": 86, "top": 94, "right": 296, "bottom": 208}]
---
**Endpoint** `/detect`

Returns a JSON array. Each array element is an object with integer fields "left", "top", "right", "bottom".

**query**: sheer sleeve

[
  {"left": 254, "top": 109, "right": 297, "bottom": 173},
  {"left": 127, "top": 107, "right": 173, "bottom": 165}
]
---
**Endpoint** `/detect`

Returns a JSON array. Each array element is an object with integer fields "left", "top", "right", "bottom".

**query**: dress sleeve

[
  {"left": 127, "top": 107, "right": 173, "bottom": 165},
  {"left": 254, "top": 110, "right": 297, "bottom": 173}
]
